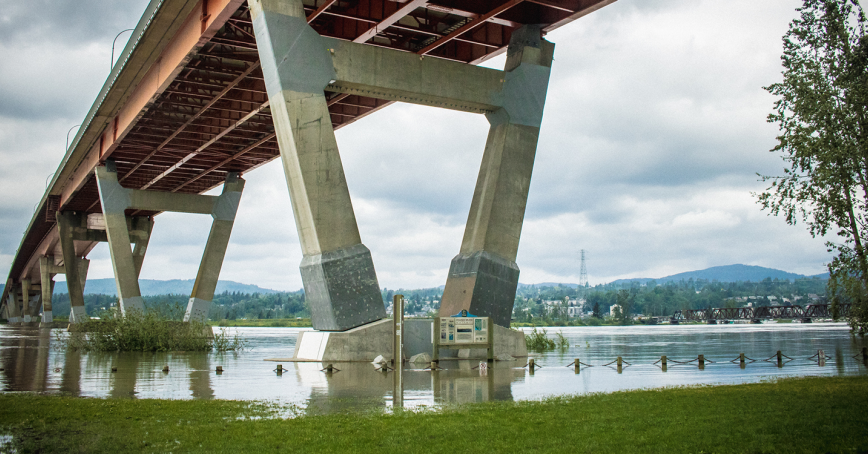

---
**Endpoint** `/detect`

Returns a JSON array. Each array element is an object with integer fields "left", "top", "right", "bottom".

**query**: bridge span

[
  {"left": 2, "top": 0, "right": 616, "bottom": 330},
  {"left": 671, "top": 304, "right": 850, "bottom": 324}
]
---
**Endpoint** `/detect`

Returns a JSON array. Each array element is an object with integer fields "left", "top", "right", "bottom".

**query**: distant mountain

[
  {"left": 610, "top": 264, "right": 826, "bottom": 285},
  {"left": 51, "top": 279, "right": 280, "bottom": 296}
]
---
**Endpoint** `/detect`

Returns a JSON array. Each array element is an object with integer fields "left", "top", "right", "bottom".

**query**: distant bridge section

[{"left": 671, "top": 304, "right": 850, "bottom": 323}]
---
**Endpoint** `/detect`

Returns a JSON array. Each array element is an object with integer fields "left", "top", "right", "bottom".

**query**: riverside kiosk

[{"left": 433, "top": 310, "right": 494, "bottom": 363}]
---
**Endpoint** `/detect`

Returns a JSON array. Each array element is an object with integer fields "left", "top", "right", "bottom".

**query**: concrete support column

[
  {"left": 129, "top": 216, "right": 154, "bottom": 279},
  {"left": 39, "top": 257, "right": 59, "bottom": 323},
  {"left": 95, "top": 165, "right": 146, "bottom": 316},
  {"left": 6, "top": 285, "right": 21, "bottom": 324},
  {"left": 250, "top": 0, "right": 385, "bottom": 331},
  {"left": 184, "top": 173, "right": 245, "bottom": 323},
  {"left": 57, "top": 212, "right": 91, "bottom": 323},
  {"left": 440, "top": 26, "right": 554, "bottom": 328},
  {"left": 21, "top": 280, "right": 32, "bottom": 323}
]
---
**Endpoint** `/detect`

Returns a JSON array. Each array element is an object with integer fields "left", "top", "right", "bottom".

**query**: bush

[
  {"left": 525, "top": 327, "right": 556, "bottom": 351},
  {"left": 63, "top": 307, "right": 245, "bottom": 352}
]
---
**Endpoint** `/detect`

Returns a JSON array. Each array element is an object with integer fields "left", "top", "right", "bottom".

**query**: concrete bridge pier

[
  {"left": 250, "top": 0, "right": 386, "bottom": 331},
  {"left": 4, "top": 281, "right": 21, "bottom": 324},
  {"left": 440, "top": 26, "right": 554, "bottom": 328},
  {"left": 56, "top": 211, "right": 97, "bottom": 323},
  {"left": 94, "top": 164, "right": 244, "bottom": 321},
  {"left": 183, "top": 174, "right": 245, "bottom": 323}
]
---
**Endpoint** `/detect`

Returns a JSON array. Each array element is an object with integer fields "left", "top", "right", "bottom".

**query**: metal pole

[
  {"left": 393, "top": 294, "right": 404, "bottom": 410},
  {"left": 111, "top": 29, "right": 135, "bottom": 71},
  {"left": 433, "top": 317, "right": 440, "bottom": 363},
  {"left": 66, "top": 124, "right": 81, "bottom": 152}
]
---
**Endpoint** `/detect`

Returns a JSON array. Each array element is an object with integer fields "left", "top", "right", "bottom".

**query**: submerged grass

[
  {"left": 0, "top": 375, "right": 866, "bottom": 453},
  {"left": 63, "top": 307, "right": 245, "bottom": 352}
]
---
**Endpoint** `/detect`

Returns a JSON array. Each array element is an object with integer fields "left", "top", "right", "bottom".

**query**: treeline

[
  {"left": 512, "top": 277, "right": 829, "bottom": 324},
  {"left": 49, "top": 290, "right": 308, "bottom": 321},
  {"left": 381, "top": 287, "right": 443, "bottom": 315}
]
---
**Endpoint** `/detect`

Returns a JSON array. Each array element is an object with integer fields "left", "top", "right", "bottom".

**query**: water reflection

[{"left": 0, "top": 324, "right": 865, "bottom": 415}]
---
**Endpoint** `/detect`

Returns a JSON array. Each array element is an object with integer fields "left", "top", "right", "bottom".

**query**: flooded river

[{"left": 0, "top": 323, "right": 865, "bottom": 415}]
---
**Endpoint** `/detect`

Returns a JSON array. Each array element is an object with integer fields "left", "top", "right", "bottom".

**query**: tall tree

[{"left": 759, "top": 0, "right": 868, "bottom": 333}]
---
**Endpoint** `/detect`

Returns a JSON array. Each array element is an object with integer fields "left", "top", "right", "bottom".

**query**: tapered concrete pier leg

[
  {"left": 250, "top": 0, "right": 385, "bottom": 331},
  {"left": 184, "top": 173, "right": 245, "bottom": 323},
  {"left": 95, "top": 165, "right": 145, "bottom": 316},
  {"left": 38, "top": 257, "right": 55, "bottom": 323},
  {"left": 440, "top": 26, "right": 554, "bottom": 328},
  {"left": 57, "top": 212, "right": 91, "bottom": 323},
  {"left": 21, "top": 280, "right": 33, "bottom": 323},
  {"left": 129, "top": 216, "right": 153, "bottom": 279},
  {"left": 6, "top": 283, "right": 21, "bottom": 324}
]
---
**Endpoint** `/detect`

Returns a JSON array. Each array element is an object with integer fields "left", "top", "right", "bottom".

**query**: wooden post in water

[
  {"left": 818, "top": 349, "right": 825, "bottom": 367},
  {"left": 528, "top": 358, "right": 536, "bottom": 374},
  {"left": 661, "top": 355, "right": 667, "bottom": 367},
  {"left": 393, "top": 295, "right": 404, "bottom": 410},
  {"left": 574, "top": 358, "right": 580, "bottom": 374},
  {"left": 617, "top": 356, "right": 623, "bottom": 367},
  {"left": 739, "top": 353, "right": 745, "bottom": 365},
  {"left": 776, "top": 351, "right": 783, "bottom": 367},
  {"left": 698, "top": 354, "right": 705, "bottom": 367}
]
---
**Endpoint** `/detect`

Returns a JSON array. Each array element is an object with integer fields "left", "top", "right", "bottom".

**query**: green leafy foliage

[
  {"left": 62, "top": 306, "right": 245, "bottom": 352},
  {"left": 525, "top": 327, "right": 556, "bottom": 351},
  {"left": 758, "top": 0, "right": 868, "bottom": 334}
]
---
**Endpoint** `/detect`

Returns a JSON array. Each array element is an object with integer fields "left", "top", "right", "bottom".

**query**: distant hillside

[
  {"left": 611, "top": 264, "right": 826, "bottom": 285},
  {"left": 51, "top": 279, "right": 279, "bottom": 296},
  {"left": 519, "top": 282, "right": 580, "bottom": 288}
]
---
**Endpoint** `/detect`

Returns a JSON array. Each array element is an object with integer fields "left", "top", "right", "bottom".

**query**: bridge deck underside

[{"left": 9, "top": 0, "right": 611, "bottom": 286}]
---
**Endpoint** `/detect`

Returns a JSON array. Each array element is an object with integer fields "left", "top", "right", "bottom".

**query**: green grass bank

[{"left": 1, "top": 375, "right": 867, "bottom": 453}]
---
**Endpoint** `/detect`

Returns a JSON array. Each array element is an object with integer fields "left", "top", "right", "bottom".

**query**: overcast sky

[{"left": 0, "top": 0, "right": 833, "bottom": 291}]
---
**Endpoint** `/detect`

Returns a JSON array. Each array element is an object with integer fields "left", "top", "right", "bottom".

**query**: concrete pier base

[{"left": 283, "top": 319, "right": 527, "bottom": 362}]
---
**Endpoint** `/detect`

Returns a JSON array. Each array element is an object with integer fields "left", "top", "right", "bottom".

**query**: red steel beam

[
  {"left": 59, "top": 0, "right": 246, "bottom": 210},
  {"left": 416, "top": 0, "right": 523, "bottom": 55},
  {"left": 353, "top": 0, "right": 429, "bottom": 43},
  {"left": 120, "top": 61, "right": 261, "bottom": 185},
  {"left": 141, "top": 100, "right": 270, "bottom": 189},
  {"left": 307, "top": 0, "right": 338, "bottom": 23}
]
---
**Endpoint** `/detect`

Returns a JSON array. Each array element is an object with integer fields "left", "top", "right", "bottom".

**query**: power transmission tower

[{"left": 579, "top": 249, "right": 588, "bottom": 289}]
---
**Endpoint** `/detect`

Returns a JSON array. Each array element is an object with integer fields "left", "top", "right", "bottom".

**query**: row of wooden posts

[{"left": 524, "top": 347, "right": 868, "bottom": 374}]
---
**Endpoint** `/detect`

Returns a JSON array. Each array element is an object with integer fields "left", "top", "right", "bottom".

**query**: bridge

[
  {"left": 671, "top": 304, "right": 850, "bottom": 324},
  {"left": 2, "top": 0, "right": 616, "bottom": 333}
]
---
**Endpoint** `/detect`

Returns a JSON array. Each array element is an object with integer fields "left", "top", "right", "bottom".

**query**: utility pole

[{"left": 579, "top": 249, "right": 588, "bottom": 289}]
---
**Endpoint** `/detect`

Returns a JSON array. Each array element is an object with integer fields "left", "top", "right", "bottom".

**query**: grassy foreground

[{"left": 1, "top": 375, "right": 867, "bottom": 453}]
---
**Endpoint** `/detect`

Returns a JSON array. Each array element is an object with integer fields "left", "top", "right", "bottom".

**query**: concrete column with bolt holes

[
  {"left": 250, "top": 0, "right": 385, "bottom": 331},
  {"left": 94, "top": 166, "right": 146, "bottom": 316},
  {"left": 56, "top": 212, "right": 91, "bottom": 323},
  {"left": 439, "top": 26, "right": 554, "bottom": 328},
  {"left": 184, "top": 173, "right": 245, "bottom": 323}
]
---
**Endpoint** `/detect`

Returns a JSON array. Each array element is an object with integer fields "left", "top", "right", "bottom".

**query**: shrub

[
  {"left": 63, "top": 307, "right": 245, "bottom": 352},
  {"left": 525, "top": 327, "right": 556, "bottom": 351}
]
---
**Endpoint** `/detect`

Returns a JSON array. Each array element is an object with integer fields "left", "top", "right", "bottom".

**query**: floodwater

[{"left": 0, "top": 323, "right": 865, "bottom": 415}]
